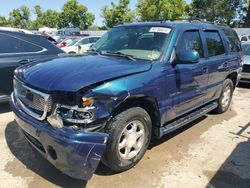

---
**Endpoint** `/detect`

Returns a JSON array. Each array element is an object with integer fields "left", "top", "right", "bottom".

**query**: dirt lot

[{"left": 0, "top": 84, "right": 249, "bottom": 188}]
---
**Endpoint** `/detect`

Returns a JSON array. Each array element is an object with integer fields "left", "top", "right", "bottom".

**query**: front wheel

[
  {"left": 214, "top": 79, "right": 234, "bottom": 114},
  {"left": 102, "top": 107, "right": 152, "bottom": 172}
]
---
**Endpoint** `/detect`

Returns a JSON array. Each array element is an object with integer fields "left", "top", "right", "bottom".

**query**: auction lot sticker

[{"left": 149, "top": 27, "right": 171, "bottom": 34}]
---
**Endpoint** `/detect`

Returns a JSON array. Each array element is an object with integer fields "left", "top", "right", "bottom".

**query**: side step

[
  {"left": 157, "top": 102, "right": 218, "bottom": 138},
  {"left": 0, "top": 95, "right": 10, "bottom": 103}
]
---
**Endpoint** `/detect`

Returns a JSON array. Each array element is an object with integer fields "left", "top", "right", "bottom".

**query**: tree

[
  {"left": 9, "top": 5, "right": 31, "bottom": 29},
  {"left": 244, "top": 2, "right": 250, "bottom": 27},
  {"left": 187, "top": 0, "right": 247, "bottom": 25},
  {"left": 60, "top": 0, "right": 95, "bottom": 29},
  {"left": 136, "top": 0, "right": 186, "bottom": 21},
  {"left": 0, "top": 16, "right": 8, "bottom": 26},
  {"left": 101, "top": 0, "right": 135, "bottom": 28}
]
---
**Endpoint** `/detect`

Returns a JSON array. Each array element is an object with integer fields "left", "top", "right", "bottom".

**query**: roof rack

[{"left": 164, "top": 18, "right": 229, "bottom": 27}]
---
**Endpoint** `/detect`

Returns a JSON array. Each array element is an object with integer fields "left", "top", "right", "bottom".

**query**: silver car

[{"left": 241, "top": 43, "right": 250, "bottom": 83}]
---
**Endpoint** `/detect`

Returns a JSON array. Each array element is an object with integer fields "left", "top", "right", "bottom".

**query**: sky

[{"left": 0, "top": 0, "right": 192, "bottom": 26}]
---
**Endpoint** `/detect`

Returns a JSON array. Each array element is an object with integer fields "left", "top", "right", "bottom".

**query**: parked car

[
  {"left": 56, "top": 37, "right": 81, "bottom": 48},
  {"left": 0, "top": 30, "right": 64, "bottom": 102},
  {"left": 53, "top": 27, "right": 81, "bottom": 41},
  {"left": 10, "top": 21, "right": 242, "bottom": 180},
  {"left": 61, "top": 36, "right": 100, "bottom": 54},
  {"left": 241, "top": 42, "right": 250, "bottom": 83},
  {"left": 240, "top": 34, "right": 250, "bottom": 43}
]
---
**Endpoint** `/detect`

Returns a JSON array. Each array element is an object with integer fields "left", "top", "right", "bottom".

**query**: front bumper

[{"left": 10, "top": 93, "right": 108, "bottom": 180}]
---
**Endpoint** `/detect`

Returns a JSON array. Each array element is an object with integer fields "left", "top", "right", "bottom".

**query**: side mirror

[{"left": 176, "top": 50, "right": 200, "bottom": 64}]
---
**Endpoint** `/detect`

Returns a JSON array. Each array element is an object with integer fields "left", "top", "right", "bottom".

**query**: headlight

[{"left": 47, "top": 104, "right": 96, "bottom": 128}]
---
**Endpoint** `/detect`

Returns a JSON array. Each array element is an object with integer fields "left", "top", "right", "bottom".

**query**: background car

[
  {"left": 56, "top": 37, "right": 81, "bottom": 48},
  {"left": 240, "top": 34, "right": 250, "bottom": 43},
  {"left": 241, "top": 42, "right": 250, "bottom": 83},
  {"left": 61, "top": 36, "right": 100, "bottom": 54},
  {"left": 0, "top": 30, "right": 64, "bottom": 102}
]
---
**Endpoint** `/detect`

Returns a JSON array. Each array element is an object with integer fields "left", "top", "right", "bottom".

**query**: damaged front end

[{"left": 10, "top": 83, "right": 111, "bottom": 180}]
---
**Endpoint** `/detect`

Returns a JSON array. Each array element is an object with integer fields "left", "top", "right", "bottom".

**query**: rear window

[
  {"left": 223, "top": 29, "right": 241, "bottom": 53},
  {"left": 205, "top": 31, "right": 225, "bottom": 57},
  {"left": 0, "top": 34, "right": 43, "bottom": 54}
]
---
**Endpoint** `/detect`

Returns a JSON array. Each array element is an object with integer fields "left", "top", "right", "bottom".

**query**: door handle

[
  {"left": 202, "top": 67, "right": 208, "bottom": 74},
  {"left": 19, "top": 59, "right": 33, "bottom": 64}
]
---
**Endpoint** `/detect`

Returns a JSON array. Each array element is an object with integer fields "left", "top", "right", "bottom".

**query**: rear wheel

[
  {"left": 214, "top": 79, "right": 234, "bottom": 114},
  {"left": 102, "top": 107, "right": 152, "bottom": 172}
]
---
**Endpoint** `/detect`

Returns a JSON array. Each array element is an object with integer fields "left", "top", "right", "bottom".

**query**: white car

[
  {"left": 241, "top": 42, "right": 250, "bottom": 83},
  {"left": 61, "top": 36, "right": 101, "bottom": 54}
]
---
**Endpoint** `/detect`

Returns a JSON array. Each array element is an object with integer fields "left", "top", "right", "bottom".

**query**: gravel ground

[{"left": 0, "top": 84, "right": 249, "bottom": 188}]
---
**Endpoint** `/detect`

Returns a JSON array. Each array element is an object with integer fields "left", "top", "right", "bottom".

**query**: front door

[{"left": 173, "top": 30, "right": 209, "bottom": 117}]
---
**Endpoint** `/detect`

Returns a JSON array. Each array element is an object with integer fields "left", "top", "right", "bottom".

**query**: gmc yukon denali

[{"left": 10, "top": 21, "right": 242, "bottom": 180}]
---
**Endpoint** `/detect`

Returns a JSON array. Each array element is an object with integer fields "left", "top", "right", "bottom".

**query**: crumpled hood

[{"left": 16, "top": 54, "right": 152, "bottom": 92}]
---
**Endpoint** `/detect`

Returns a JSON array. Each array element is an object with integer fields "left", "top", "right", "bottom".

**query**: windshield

[
  {"left": 242, "top": 44, "right": 250, "bottom": 55},
  {"left": 91, "top": 26, "right": 171, "bottom": 61}
]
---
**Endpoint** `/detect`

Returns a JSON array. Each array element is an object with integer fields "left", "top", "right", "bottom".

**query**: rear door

[
  {"left": 0, "top": 33, "right": 56, "bottom": 95},
  {"left": 202, "top": 30, "right": 230, "bottom": 103},
  {"left": 173, "top": 29, "right": 209, "bottom": 116}
]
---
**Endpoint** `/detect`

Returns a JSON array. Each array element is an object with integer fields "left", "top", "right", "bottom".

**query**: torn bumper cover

[{"left": 10, "top": 94, "right": 108, "bottom": 180}]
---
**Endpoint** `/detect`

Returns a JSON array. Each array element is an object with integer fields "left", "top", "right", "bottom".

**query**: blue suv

[{"left": 10, "top": 21, "right": 242, "bottom": 180}]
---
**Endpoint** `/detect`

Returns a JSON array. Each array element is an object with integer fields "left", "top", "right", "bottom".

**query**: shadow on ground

[
  {"left": 5, "top": 121, "right": 87, "bottom": 188},
  {"left": 237, "top": 82, "right": 250, "bottom": 89},
  {"left": 206, "top": 122, "right": 250, "bottom": 188},
  {"left": 0, "top": 102, "right": 11, "bottom": 113}
]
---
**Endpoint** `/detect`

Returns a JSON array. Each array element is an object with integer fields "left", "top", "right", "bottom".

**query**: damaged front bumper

[{"left": 10, "top": 93, "right": 109, "bottom": 180}]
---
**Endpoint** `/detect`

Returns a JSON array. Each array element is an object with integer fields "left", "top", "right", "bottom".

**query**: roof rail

[{"left": 165, "top": 18, "right": 229, "bottom": 27}]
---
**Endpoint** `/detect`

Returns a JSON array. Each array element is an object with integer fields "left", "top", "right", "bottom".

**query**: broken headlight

[{"left": 47, "top": 103, "right": 96, "bottom": 129}]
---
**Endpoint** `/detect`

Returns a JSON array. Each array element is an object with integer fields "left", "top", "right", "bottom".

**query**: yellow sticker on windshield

[{"left": 149, "top": 27, "right": 171, "bottom": 34}]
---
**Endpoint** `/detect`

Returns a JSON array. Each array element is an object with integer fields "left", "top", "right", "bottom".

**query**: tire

[
  {"left": 102, "top": 107, "right": 152, "bottom": 172},
  {"left": 214, "top": 79, "right": 234, "bottom": 114}
]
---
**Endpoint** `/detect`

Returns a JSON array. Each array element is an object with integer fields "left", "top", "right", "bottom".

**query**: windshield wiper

[{"left": 102, "top": 51, "right": 136, "bottom": 61}]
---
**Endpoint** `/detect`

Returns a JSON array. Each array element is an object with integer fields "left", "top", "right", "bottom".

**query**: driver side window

[{"left": 176, "top": 30, "right": 204, "bottom": 58}]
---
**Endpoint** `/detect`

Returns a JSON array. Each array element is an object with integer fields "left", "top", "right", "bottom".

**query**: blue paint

[{"left": 11, "top": 21, "right": 242, "bottom": 180}]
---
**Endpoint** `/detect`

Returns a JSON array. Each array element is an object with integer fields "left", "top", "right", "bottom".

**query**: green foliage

[
  {"left": 187, "top": 0, "right": 247, "bottom": 25},
  {"left": 60, "top": 0, "right": 95, "bottom": 29},
  {"left": 136, "top": 0, "right": 186, "bottom": 21},
  {"left": 101, "top": 0, "right": 135, "bottom": 28},
  {"left": 9, "top": 5, "right": 31, "bottom": 29},
  {"left": 0, "top": 16, "right": 9, "bottom": 26}
]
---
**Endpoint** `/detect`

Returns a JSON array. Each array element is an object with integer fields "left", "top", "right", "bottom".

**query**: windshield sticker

[{"left": 149, "top": 27, "right": 171, "bottom": 34}]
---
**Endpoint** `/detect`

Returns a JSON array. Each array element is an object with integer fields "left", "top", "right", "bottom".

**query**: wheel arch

[
  {"left": 226, "top": 71, "right": 238, "bottom": 89},
  {"left": 110, "top": 96, "right": 161, "bottom": 136}
]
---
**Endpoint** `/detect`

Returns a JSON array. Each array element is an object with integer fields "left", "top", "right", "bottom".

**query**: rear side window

[
  {"left": 205, "top": 31, "right": 225, "bottom": 57},
  {"left": 223, "top": 29, "right": 241, "bottom": 53},
  {"left": 176, "top": 30, "right": 204, "bottom": 58},
  {"left": 79, "top": 38, "right": 90, "bottom": 45},
  {"left": 0, "top": 34, "right": 43, "bottom": 54},
  {"left": 89, "top": 37, "right": 100, "bottom": 43}
]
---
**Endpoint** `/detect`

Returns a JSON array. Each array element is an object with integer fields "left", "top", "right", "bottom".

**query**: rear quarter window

[
  {"left": 0, "top": 33, "right": 43, "bottom": 54},
  {"left": 205, "top": 31, "right": 225, "bottom": 57},
  {"left": 223, "top": 29, "right": 241, "bottom": 53}
]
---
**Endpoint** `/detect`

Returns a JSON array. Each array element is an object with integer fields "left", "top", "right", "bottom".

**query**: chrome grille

[{"left": 14, "top": 78, "right": 52, "bottom": 120}]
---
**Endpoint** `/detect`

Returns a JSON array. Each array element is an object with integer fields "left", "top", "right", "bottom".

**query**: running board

[
  {"left": 157, "top": 102, "right": 218, "bottom": 138},
  {"left": 0, "top": 95, "right": 10, "bottom": 102}
]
